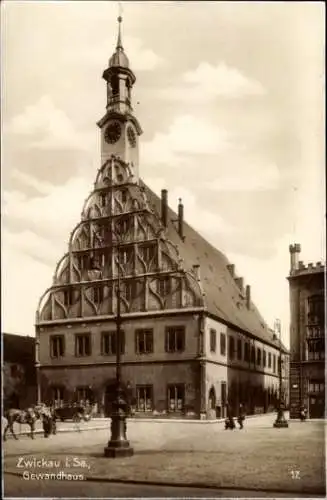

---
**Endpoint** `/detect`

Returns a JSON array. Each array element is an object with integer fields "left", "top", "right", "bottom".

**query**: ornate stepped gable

[{"left": 37, "top": 157, "right": 204, "bottom": 322}]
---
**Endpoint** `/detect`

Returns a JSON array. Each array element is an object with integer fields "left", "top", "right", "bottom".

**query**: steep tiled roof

[{"left": 142, "top": 182, "right": 288, "bottom": 352}]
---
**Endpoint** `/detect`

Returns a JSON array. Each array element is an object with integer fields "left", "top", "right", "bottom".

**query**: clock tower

[{"left": 97, "top": 16, "right": 142, "bottom": 180}]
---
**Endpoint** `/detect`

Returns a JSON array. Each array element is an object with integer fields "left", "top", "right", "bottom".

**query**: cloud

[
  {"left": 7, "top": 96, "right": 96, "bottom": 151},
  {"left": 146, "top": 177, "right": 233, "bottom": 237},
  {"left": 2, "top": 226, "right": 63, "bottom": 266},
  {"left": 203, "top": 161, "right": 281, "bottom": 192},
  {"left": 142, "top": 114, "right": 230, "bottom": 166},
  {"left": 159, "top": 62, "right": 266, "bottom": 101},
  {"left": 1, "top": 242, "right": 53, "bottom": 336},
  {"left": 3, "top": 172, "right": 92, "bottom": 239},
  {"left": 10, "top": 169, "right": 54, "bottom": 195},
  {"left": 63, "top": 35, "right": 164, "bottom": 72}
]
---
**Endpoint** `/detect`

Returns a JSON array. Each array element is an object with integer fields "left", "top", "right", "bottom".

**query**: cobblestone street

[{"left": 4, "top": 415, "right": 325, "bottom": 498}]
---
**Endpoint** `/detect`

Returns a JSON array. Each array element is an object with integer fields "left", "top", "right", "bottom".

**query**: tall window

[
  {"left": 136, "top": 386, "right": 153, "bottom": 412},
  {"left": 157, "top": 276, "right": 171, "bottom": 296},
  {"left": 251, "top": 345, "right": 255, "bottom": 364},
  {"left": 119, "top": 247, "right": 133, "bottom": 265},
  {"left": 308, "top": 380, "right": 325, "bottom": 393},
  {"left": 210, "top": 329, "right": 217, "bottom": 353},
  {"left": 263, "top": 350, "right": 267, "bottom": 367},
  {"left": 229, "top": 337, "right": 235, "bottom": 360},
  {"left": 307, "top": 339, "right": 325, "bottom": 361},
  {"left": 244, "top": 343, "right": 250, "bottom": 362},
  {"left": 63, "top": 289, "right": 74, "bottom": 307},
  {"left": 101, "top": 331, "right": 125, "bottom": 355},
  {"left": 75, "top": 334, "right": 91, "bottom": 357},
  {"left": 220, "top": 333, "right": 226, "bottom": 356},
  {"left": 99, "top": 192, "right": 107, "bottom": 207},
  {"left": 118, "top": 217, "right": 131, "bottom": 235},
  {"left": 165, "top": 326, "right": 185, "bottom": 353},
  {"left": 141, "top": 243, "right": 156, "bottom": 262},
  {"left": 168, "top": 384, "right": 184, "bottom": 411},
  {"left": 52, "top": 387, "right": 64, "bottom": 408},
  {"left": 121, "top": 189, "right": 127, "bottom": 203},
  {"left": 135, "top": 329, "right": 153, "bottom": 354},
  {"left": 122, "top": 281, "right": 135, "bottom": 301},
  {"left": 307, "top": 294, "right": 324, "bottom": 325},
  {"left": 272, "top": 354, "right": 276, "bottom": 373},
  {"left": 256, "top": 348, "right": 261, "bottom": 366},
  {"left": 76, "top": 387, "right": 92, "bottom": 404},
  {"left": 77, "top": 254, "right": 90, "bottom": 271},
  {"left": 92, "top": 286, "right": 103, "bottom": 304},
  {"left": 237, "top": 339, "right": 242, "bottom": 360},
  {"left": 50, "top": 335, "right": 65, "bottom": 358},
  {"left": 268, "top": 352, "right": 272, "bottom": 368}
]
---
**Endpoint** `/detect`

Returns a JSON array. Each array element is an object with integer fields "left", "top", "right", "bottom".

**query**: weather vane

[{"left": 118, "top": 1, "right": 123, "bottom": 19}]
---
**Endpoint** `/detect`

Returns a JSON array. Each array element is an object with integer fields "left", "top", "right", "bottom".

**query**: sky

[{"left": 1, "top": 1, "right": 325, "bottom": 347}]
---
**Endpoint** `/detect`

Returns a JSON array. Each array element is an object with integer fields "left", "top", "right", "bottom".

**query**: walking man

[{"left": 237, "top": 403, "right": 246, "bottom": 429}]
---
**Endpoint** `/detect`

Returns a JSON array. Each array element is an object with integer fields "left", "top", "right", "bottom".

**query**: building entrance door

[{"left": 309, "top": 396, "right": 325, "bottom": 418}]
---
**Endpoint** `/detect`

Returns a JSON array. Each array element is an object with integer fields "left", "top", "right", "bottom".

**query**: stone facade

[
  {"left": 288, "top": 244, "right": 325, "bottom": 418},
  {"left": 36, "top": 17, "right": 289, "bottom": 419}
]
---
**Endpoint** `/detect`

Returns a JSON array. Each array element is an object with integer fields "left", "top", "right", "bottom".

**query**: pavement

[
  {"left": 3, "top": 413, "right": 325, "bottom": 498},
  {"left": 5, "top": 411, "right": 280, "bottom": 437}
]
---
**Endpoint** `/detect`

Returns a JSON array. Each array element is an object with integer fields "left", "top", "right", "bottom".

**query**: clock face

[
  {"left": 104, "top": 121, "right": 122, "bottom": 144},
  {"left": 127, "top": 126, "right": 137, "bottom": 148}
]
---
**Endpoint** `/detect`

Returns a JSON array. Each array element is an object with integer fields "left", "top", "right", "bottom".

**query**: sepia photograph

[{"left": 1, "top": 1, "right": 325, "bottom": 499}]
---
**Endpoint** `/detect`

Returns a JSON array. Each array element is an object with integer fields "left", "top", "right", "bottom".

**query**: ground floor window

[
  {"left": 75, "top": 386, "right": 93, "bottom": 405},
  {"left": 52, "top": 386, "right": 64, "bottom": 407},
  {"left": 136, "top": 385, "right": 153, "bottom": 412},
  {"left": 168, "top": 384, "right": 185, "bottom": 411}
]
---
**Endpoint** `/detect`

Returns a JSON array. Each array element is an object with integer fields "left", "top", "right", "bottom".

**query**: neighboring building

[
  {"left": 2, "top": 333, "right": 37, "bottom": 410},
  {"left": 36, "top": 17, "right": 288, "bottom": 419},
  {"left": 288, "top": 244, "right": 325, "bottom": 419}
]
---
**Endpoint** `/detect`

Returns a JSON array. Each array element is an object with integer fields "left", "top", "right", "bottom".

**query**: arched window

[
  {"left": 126, "top": 78, "right": 131, "bottom": 101},
  {"left": 111, "top": 75, "right": 119, "bottom": 97}
]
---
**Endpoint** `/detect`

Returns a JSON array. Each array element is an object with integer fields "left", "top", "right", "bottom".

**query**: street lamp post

[
  {"left": 104, "top": 245, "right": 134, "bottom": 457},
  {"left": 273, "top": 319, "right": 289, "bottom": 428}
]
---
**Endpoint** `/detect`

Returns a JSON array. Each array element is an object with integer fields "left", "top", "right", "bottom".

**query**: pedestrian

[
  {"left": 237, "top": 403, "right": 246, "bottom": 429},
  {"left": 50, "top": 406, "right": 57, "bottom": 435},
  {"left": 300, "top": 406, "right": 307, "bottom": 422},
  {"left": 42, "top": 412, "right": 52, "bottom": 438},
  {"left": 225, "top": 403, "right": 235, "bottom": 430}
]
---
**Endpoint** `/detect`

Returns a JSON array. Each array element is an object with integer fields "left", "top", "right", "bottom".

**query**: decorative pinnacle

[{"left": 116, "top": 13, "right": 123, "bottom": 50}]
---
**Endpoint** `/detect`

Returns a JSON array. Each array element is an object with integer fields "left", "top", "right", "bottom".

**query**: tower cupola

[
  {"left": 97, "top": 14, "right": 142, "bottom": 177},
  {"left": 109, "top": 16, "right": 130, "bottom": 69},
  {"left": 102, "top": 16, "right": 136, "bottom": 115}
]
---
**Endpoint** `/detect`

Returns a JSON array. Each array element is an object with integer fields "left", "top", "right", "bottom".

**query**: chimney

[
  {"left": 289, "top": 243, "right": 301, "bottom": 272},
  {"left": 178, "top": 198, "right": 184, "bottom": 239},
  {"left": 235, "top": 277, "right": 244, "bottom": 291},
  {"left": 246, "top": 285, "right": 251, "bottom": 309},
  {"left": 227, "top": 264, "right": 235, "bottom": 277},
  {"left": 161, "top": 189, "right": 168, "bottom": 227}
]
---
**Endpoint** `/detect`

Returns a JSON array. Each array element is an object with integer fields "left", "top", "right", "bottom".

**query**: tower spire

[
  {"left": 116, "top": 14, "right": 123, "bottom": 50},
  {"left": 116, "top": 2, "right": 123, "bottom": 50}
]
